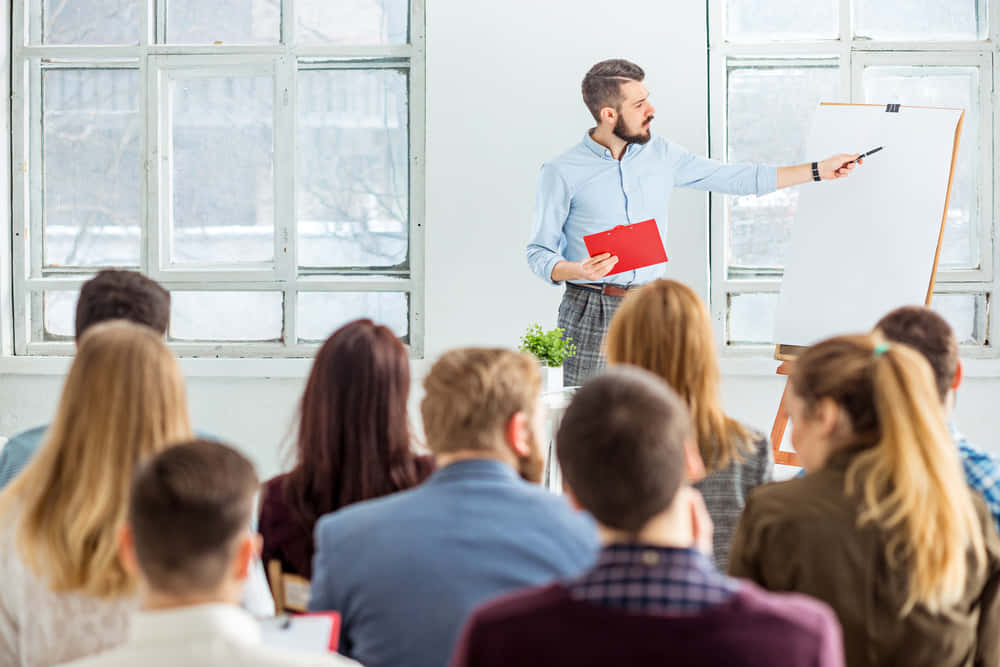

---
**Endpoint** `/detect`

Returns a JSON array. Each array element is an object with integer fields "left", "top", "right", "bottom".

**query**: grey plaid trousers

[{"left": 557, "top": 284, "right": 626, "bottom": 387}]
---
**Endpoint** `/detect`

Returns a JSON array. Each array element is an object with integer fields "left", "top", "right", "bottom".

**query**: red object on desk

[{"left": 582, "top": 219, "right": 668, "bottom": 276}]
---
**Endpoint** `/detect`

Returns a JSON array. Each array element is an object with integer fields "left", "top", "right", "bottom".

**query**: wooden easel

[{"left": 769, "top": 103, "right": 965, "bottom": 467}]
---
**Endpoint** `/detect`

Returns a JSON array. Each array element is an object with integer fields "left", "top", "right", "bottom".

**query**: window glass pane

[
  {"left": 297, "top": 291, "right": 408, "bottom": 342},
  {"left": 727, "top": 292, "right": 779, "bottom": 344},
  {"left": 297, "top": 69, "right": 408, "bottom": 268},
  {"left": 296, "top": 0, "right": 407, "bottom": 45},
  {"left": 40, "top": 0, "right": 140, "bottom": 44},
  {"left": 727, "top": 64, "right": 840, "bottom": 268},
  {"left": 863, "top": 66, "right": 979, "bottom": 269},
  {"left": 170, "top": 291, "right": 282, "bottom": 341},
  {"left": 43, "top": 290, "right": 78, "bottom": 339},
  {"left": 166, "top": 0, "right": 280, "bottom": 44},
  {"left": 43, "top": 68, "right": 141, "bottom": 267},
  {"left": 725, "top": 0, "right": 837, "bottom": 41},
  {"left": 932, "top": 293, "right": 987, "bottom": 345},
  {"left": 169, "top": 75, "right": 274, "bottom": 264},
  {"left": 854, "top": 0, "right": 983, "bottom": 40}
]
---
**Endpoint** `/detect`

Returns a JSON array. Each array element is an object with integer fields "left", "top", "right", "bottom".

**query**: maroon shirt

[
  {"left": 259, "top": 455, "right": 435, "bottom": 580},
  {"left": 451, "top": 580, "right": 844, "bottom": 667}
]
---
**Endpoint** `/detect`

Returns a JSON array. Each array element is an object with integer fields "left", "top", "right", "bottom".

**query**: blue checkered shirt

[
  {"left": 566, "top": 543, "right": 739, "bottom": 615},
  {"left": 951, "top": 422, "right": 1000, "bottom": 536}
]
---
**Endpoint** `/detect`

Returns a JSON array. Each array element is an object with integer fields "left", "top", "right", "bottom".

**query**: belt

[{"left": 566, "top": 282, "right": 636, "bottom": 298}]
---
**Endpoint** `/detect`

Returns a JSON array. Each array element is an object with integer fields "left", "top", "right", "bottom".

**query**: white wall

[{"left": 3, "top": 1, "right": 999, "bottom": 479}]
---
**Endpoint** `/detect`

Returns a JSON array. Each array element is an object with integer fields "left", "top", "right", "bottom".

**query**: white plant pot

[{"left": 540, "top": 364, "right": 564, "bottom": 393}]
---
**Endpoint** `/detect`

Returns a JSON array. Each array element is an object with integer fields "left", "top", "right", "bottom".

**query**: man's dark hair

[
  {"left": 581, "top": 59, "right": 645, "bottom": 123},
  {"left": 556, "top": 367, "right": 691, "bottom": 533},
  {"left": 75, "top": 269, "right": 171, "bottom": 341},
  {"left": 129, "top": 439, "right": 259, "bottom": 596},
  {"left": 875, "top": 305, "right": 958, "bottom": 402}
]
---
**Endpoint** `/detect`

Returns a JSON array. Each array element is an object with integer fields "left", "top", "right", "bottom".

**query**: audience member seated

[
  {"left": 0, "top": 321, "right": 193, "bottom": 667},
  {"left": 309, "top": 348, "right": 599, "bottom": 667},
  {"left": 0, "top": 269, "right": 171, "bottom": 489},
  {"left": 875, "top": 305, "right": 1000, "bottom": 534},
  {"left": 605, "top": 279, "right": 772, "bottom": 569},
  {"left": 451, "top": 367, "right": 844, "bottom": 667},
  {"left": 729, "top": 335, "right": 1000, "bottom": 667},
  {"left": 61, "top": 440, "right": 359, "bottom": 667},
  {"left": 259, "top": 319, "right": 433, "bottom": 581}
]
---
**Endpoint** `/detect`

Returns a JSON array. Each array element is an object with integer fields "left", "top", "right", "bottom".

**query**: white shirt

[{"left": 59, "top": 604, "right": 360, "bottom": 667}]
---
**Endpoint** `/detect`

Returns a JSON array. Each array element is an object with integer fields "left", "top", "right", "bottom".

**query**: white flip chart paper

[{"left": 774, "top": 104, "right": 963, "bottom": 346}]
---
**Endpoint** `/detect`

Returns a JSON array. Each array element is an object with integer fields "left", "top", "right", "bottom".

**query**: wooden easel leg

[{"left": 771, "top": 364, "right": 801, "bottom": 467}]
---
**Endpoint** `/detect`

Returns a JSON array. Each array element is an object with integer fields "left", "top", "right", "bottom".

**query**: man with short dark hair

[
  {"left": 875, "top": 305, "right": 1000, "bottom": 533},
  {"left": 0, "top": 269, "right": 172, "bottom": 489},
  {"left": 309, "top": 348, "right": 598, "bottom": 667},
  {"left": 63, "top": 440, "right": 358, "bottom": 667},
  {"left": 528, "top": 58, "right": 862, "bottom": 385},
  {"left": 452, "top": 368, "right": 844, "bottom": 667}
]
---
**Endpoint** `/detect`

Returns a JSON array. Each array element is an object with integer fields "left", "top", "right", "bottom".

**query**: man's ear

[
  {"left": 231, "top": 532, "right": 259, "bottom": 582},
  {"left": 683, "top": 439, "right": 706, "bottom": 482},
  {"left": 953, "top": 360, "right": 963, "bottom": 391},
  {"left": 504, "top": 411, "right": 531, "bottom": 458},
  {"left": 599, "top": 106, "right": 617, "bottom": 126},
  {"left": 118, "top": 524, "right": 139, "bottom": 576}
]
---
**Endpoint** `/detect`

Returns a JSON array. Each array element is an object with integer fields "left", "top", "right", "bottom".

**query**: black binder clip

[{"left": 886, "top": 104, "right": 901, "bottom": 113}]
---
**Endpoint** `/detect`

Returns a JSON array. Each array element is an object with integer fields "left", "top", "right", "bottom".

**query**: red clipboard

[{"left": 583, "top": 219, "right": 667, "bottom": 276}]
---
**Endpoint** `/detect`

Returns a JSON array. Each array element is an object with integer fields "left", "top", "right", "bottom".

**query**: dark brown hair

[
  {"left": 421, "top": 348, "right": 540, "bottom": 454},
  {"left": 75, "top": 269, "right": 171, "bottom": 341},
  {"left": 129, "top": 439, "right": 258, "bottom": 595},
  {"left": 874, "top": 305, "right": 958, "bottom": 401},
  {"left": 284, "top": 319, "right": 427, "bottom": 541},
  {"left": 556, "top": 367, "right": 691, "bottom": 533},
  {"left": 581, "top": 59, "right": 645, "bottom": 122}
]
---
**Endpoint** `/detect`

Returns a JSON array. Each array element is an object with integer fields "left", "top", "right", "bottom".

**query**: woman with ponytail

[{"left": 729, "top": 335, "right": 1000, "bottom": 666}]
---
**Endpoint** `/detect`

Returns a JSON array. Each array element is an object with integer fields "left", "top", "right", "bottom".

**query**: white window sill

[{"left": 0, "top": 355, "right": 314, "bottom": 378}]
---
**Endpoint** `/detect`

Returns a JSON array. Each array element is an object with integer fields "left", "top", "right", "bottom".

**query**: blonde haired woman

[
  {"left": 0, "top": 321, "right": 192, "bottom": 666},
  {"left": 605, "top": 279, "right": 772, "bottom": 569},
  {"left": 730, "top": 336, "right": 1000, "bottom": 666}
]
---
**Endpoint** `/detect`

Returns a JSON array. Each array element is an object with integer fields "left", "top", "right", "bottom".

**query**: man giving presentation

[{"left": 527, "top": 58, "right": 862, "bottom": 386}]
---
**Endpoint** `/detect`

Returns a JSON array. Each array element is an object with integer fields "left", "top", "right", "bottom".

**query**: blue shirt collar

[
  {"left": 582, "top": 130, "right": 614, "bottom": 160},
  {"left": 582, "top": 130, "right": 647, "bottom": 161}
]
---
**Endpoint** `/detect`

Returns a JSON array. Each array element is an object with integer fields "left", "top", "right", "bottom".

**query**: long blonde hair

[
  {"left": 0, "top": 320, "right": 192, "bottom": 599},
  {"left": 605, "top": 279, "right": 750, "bottom": 473},
  {"left": 793, "top": 335, "right": 985, "bottom": 614}
]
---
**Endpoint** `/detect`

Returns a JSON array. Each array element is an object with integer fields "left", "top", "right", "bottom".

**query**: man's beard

[
  {"left": 517, "top": 429, "right": 546, "bottom": 484},
  {"left": 614, "top": 115, "right": 653, "bottom": 145}
]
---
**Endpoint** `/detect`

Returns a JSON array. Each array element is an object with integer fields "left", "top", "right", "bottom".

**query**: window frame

[
  {"left": 10, "top": 0, "right": 426, "bottom": 358},
  {"left": 708, "top": 0, "right": 999, "bottom": 358}
]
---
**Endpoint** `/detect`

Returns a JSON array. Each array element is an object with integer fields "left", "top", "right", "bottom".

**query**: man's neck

[
  {"left": 590, "top": 127, "right": 628, "bottom": 161},
  {"left": 141, "top": 587, "right": 241, "bottom": 612},
  {"left": 435, "top": 448, "right": 517, "bottom": 470},
  {"left": 598, "top": 510, "right": 694, "bottom": 550}
]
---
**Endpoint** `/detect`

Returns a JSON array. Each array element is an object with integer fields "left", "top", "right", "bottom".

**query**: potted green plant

[{"left": 518, "top": 323, "right": 578, "bottom": 393}]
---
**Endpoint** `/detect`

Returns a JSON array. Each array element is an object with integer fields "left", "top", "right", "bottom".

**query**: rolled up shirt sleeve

[
  {"left": 672, "top": 145, "right": 778, "bottom": 197},
  {"left": 527, "top": 163, "right": 572, "bottom": 285}
]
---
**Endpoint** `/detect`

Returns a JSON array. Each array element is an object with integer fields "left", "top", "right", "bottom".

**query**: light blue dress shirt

[{"left": 527, "top": 131, "right": 779, "bottom": 286}]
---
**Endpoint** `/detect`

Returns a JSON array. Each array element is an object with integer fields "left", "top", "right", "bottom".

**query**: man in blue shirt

[
  {"left": 528, "top": 59, "right": 861, "bottom": 386},
  {"left": 0, "top": 269, "right": 172, "bottom": 489},
  {"left": 874, "top": 305, "right": 1000, "bottom": 535},
  {"left": 309, "top": 348, "right": 598, "bottom": 667}
]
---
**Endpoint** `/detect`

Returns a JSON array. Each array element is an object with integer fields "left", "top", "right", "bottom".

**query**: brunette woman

[{"left": 259, "top": 319, "right": 433, "bottom": 580}]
